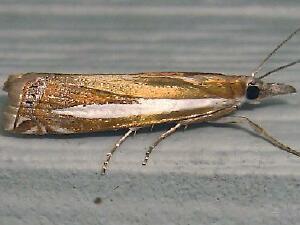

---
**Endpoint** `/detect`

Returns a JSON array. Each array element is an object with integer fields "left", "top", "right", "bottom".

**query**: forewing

[{"left": 3, "top": 72, "right": 246, "bottom": 134}]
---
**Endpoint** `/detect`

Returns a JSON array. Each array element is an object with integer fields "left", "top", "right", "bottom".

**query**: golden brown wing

[{"left": 3, "top": 72, "right": 248, "bottom": 134}]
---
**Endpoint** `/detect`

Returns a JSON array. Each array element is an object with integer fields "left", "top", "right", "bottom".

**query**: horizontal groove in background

[
  {"left": 1, "top": 2, "right": 300, "bottom": 224},
  {"left": 0, "top": 4, "right": 299, "bottom": 18}
]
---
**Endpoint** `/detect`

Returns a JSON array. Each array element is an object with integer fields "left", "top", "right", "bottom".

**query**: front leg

[{"left": 212, "top": 116, "right": 300, "bottom": 158}]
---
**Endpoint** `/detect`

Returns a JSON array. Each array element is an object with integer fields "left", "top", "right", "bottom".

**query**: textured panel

[{"left": 0, "top": 1, "right": 300, "bottom": 225}]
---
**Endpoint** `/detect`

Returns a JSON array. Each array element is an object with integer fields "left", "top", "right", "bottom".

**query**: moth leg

[
  {"left": 183, "top": 124, "right": 189, "bottom": 130},
  {"left": 101, "top": 127, "right": 140, "bottom": 174},
  {"left": 150, "top": 124, "right": 155, "bottom": 132},
  {"left": 142, "top": 105, "right": 239, "bottom": 165},
  {"left": 142, "top": 123, "right": 182, "bottom": 166},
  {"left": 213, "top": 116, "right": 300, "bottom": 158}
]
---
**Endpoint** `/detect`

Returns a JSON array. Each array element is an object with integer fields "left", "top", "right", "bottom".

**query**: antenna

[
  {"left": 251, "top": 27, "right": 300, "bottom": 77},
  {"left": 258, "top": 59, "right": 300, "bottom": 79}
]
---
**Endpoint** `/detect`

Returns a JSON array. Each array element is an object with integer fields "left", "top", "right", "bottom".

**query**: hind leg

[{"left": 101, "top": 127, "right": 140, "bottom": 174}]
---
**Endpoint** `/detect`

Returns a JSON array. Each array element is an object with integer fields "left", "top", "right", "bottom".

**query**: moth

[{"left": 2, "top": 28, "right": 300, "bottom": 174}]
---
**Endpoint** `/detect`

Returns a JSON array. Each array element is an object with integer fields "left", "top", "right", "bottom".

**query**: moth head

[
  {"left": 245, "top": 78, "right": 296, "bottom": 101},
  {"left": 246, "top": 27, "right": 300, "bottom": 101}
]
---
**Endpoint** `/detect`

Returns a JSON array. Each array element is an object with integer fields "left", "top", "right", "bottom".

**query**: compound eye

[{"left": 246, "top": 85, "right": 260, "bottom": 100}]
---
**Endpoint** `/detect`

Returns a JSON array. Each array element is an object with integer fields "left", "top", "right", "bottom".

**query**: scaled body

[
  {"left": 3, "top": 27, "right": 300, "bottom": 174},
  {"left": 3, "top": 72, "right": 248, "bottom": 134}
]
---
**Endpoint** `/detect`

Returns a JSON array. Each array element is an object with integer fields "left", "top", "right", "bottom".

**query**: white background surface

[{"left": 0, "top": 1, "right": 300, "bottom": 225}]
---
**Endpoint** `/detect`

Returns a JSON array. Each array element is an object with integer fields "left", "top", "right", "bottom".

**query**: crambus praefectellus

[{"left": 2, "top": 28, "right": 300, "bottom": 174}]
